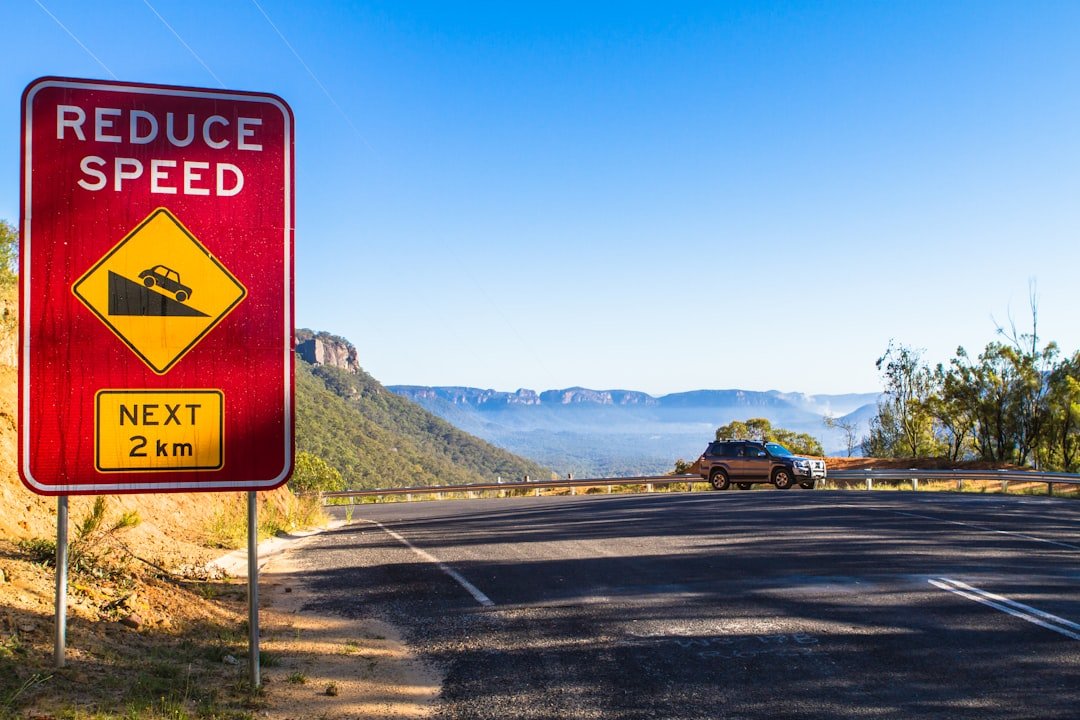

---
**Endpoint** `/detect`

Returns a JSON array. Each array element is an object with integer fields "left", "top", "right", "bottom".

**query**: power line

[
  {"left": 250, "top": 0, "right": 375, "bottom": 155},
  {"left": 247, "top": 1, "right": 550, "bottom": 380},
  {"left": 141, "top": 0, "right": 226, "bottom": 88},
  {"left": 32, "top": 0, "right": 118, "bottom": 79}
]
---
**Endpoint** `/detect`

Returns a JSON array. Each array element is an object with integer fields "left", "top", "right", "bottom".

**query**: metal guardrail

[
  {"left": 320, "top": 468, "right": 1080, "bottom": 503},
  {"left": 828, "top": 468, "right": 1080, "bottom": 484},
  {"left": 321, "top": 474, "right": 700, "bottom": 501},
  {"left": 828, "top": 468, "right": 1080, "bottom": 495}
]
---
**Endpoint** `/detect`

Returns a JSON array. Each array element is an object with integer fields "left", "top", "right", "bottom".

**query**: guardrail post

[
  {"left": 1047, "top": 482, "right": 1054, "bottom": 496},
  {"left": 866, "top": 478, "right": 872, "bottom": 491},
  {"left": 406, "top": 493, "right": 413, "bottom": 502},
  {"left": 956, "top": 479, "right": 963, "bottom": 492},
  {"left": 534, "top": 487, "right": 540, "bottom": 497},
  {"left": 912, "top": 478, "right": 919, "bottom": 492},
  {"left": 570, "top": 486, "right": 576, "bottom": 495},
  {"left": 1001, "top": 480, "right": 1009, "bottom": 494},
  {"left": 647, "top": 483, "right": 654, "bottom": 493}
]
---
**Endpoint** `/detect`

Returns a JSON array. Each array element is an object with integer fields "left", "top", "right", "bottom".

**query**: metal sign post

[
  {"left": 247, "top": 491, "right": 260, "bottom": 689},
  {"left": 54, "top": 496, "right": 68, "bottom": 668}
]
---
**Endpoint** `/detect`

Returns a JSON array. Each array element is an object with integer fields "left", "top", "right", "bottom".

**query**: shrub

[{"left": 289, "top": 451, "right": 345, "bottom": 493}]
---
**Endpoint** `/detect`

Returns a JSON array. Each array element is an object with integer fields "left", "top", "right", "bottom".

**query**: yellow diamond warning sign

[{"left": 72, "top": 208, "right": 247, "bottom": 374}]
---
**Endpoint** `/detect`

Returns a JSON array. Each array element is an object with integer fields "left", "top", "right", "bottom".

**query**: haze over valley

[{"left": 390, "top": 384, "right": 878, "bottom": 476}]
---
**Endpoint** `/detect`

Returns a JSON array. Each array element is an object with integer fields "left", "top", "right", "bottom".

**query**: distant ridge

[
  {"left": 392, "top": 385, "right": 662, "bottom": 407},
  {"left": 390, "top": 385, "right": 875, "bottom": 414},
  {"left": 389, "top": 384, "right": 880, "bottom": 476}
]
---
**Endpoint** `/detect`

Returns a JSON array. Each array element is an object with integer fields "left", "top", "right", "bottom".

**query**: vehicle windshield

[{"left": 765, "top": 442, "right": 793, "bottom": 457}]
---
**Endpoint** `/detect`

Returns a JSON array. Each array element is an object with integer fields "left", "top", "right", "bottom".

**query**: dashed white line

[
  {"left": 362, "top": 520, "right": 495, "bottom": 608},
  {"left": 930, "top": 577, "right": 1080, "bottom": 641}
]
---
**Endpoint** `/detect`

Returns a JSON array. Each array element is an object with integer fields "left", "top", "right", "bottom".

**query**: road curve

[{"left": 286, "top": 491, "right": 1080, "bottom": 719}]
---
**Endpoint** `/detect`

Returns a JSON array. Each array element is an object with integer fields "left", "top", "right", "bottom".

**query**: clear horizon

[{"left": 4, "top": 1, "right": 1078, "bottom": 396}]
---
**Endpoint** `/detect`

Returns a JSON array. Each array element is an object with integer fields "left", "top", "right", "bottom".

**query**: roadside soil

[
  {"left": 0, "top": 285, "right": 438, "bottom": 719},
  {"left": 0, "top": 482, "right": 440, "bottom": 719},
  {"left": 256, "top": 550, "right": 440, "bottom": 719}
]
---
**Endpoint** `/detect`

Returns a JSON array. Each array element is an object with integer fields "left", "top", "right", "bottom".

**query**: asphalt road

[{"left": 289, "top": 490, "right": 1079, "bottom": 719}]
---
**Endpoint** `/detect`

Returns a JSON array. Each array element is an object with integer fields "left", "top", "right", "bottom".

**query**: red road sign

[{"left": 19, "top": 77, "right": 294, "bottom": 494}]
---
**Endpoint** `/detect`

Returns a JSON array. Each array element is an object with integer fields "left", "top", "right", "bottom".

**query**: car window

[{"left": 765, "top": 442, "right": 793, "bottom": 457}]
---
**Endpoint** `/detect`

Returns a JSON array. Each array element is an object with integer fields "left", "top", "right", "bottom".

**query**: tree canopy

[
  {"left": 715, "top": 418, "right": 824, "bottom": 456},
  {"left": 865, "top": 295, "right": 1078, "bottom": 470}
]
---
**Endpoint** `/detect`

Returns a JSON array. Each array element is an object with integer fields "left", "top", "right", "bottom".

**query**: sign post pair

[{"left": 20, "top": 77, "right": 295, "bottom": 684}]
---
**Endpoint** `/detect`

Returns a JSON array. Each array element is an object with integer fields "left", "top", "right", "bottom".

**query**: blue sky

[{"left": 4, "top": 1, "right": 1079, "bottom": 395}]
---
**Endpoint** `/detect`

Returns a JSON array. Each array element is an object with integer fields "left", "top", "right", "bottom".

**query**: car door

[
  {"left": 743, "top": 442, "right": 771, "bottom": 479},
  {"left": 721, "top": 443, "right": 749, "bottom": 479}
]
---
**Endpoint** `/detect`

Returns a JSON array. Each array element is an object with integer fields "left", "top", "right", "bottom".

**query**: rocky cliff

[
  {"left": 295, "top": 329, "right": 361, "bottom": 374},
  {"left": 538, "top": 388, "right": 659, "bottom": 406},
  {"left": 392, "top": 386, "right": 542, "bottom": 406}
]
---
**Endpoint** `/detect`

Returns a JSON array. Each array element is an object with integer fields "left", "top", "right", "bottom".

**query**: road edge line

[{"left": 363, "top": 520, "right": 495, "bottom": 608}]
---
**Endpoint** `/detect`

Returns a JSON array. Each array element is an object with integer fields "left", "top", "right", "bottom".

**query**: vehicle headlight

[{"left": 794, "top": 459, "right": 810, "bottom": 468}]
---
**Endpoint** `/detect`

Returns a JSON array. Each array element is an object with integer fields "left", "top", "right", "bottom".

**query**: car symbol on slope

[{"left": 138, "top": 265, "right": 193, "bottom": 302}]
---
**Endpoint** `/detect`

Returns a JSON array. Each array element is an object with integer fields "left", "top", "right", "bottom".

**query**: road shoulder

[{"left": 217, "top": 523, "right": 442, "bottom": 719}]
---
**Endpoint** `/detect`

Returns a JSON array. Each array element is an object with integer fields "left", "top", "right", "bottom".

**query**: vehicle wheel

[
  {"left": 175, "top": 290, "right": 188, "bottom": 302},
  {"left": 773, "top": 470, "right": 794, "bottom": 490},
  {"left": 143, "top": 277, "right": 155, "bottom": 288},
  {"left": 736, "top": 482, "right": 752, "bottom": 490},
  {"left": 709, "top": 469, "right": 730, "bottom": 491},
  {"left": 799, "top": 482, "right": 814, "bottom": 489}
]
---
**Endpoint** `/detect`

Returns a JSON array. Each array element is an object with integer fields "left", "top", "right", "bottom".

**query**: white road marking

[
  {"left": 362, "top": 519, "right": 495, "bottom": 608},
  {"left": 888, "top": 509, "right": 1080, "bottom": 551},
  {"left": 929, "top": 577, "right": 1080, "bottom": 641}
]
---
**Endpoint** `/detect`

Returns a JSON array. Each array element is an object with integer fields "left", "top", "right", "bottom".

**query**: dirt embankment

[
  {"left": 822, "top": 456, "right": 1025, "bottom": 471},
  {"left": 0, "top": 279, "right": 438, "bottom": 718}
]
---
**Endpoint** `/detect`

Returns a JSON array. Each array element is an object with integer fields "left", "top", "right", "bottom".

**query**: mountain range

[
  {"left": 295, "top": 330, "right": 550, "bottom": 489},
  {"left": 389, "top": 385, "right": 880, "bottom": 477}
]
